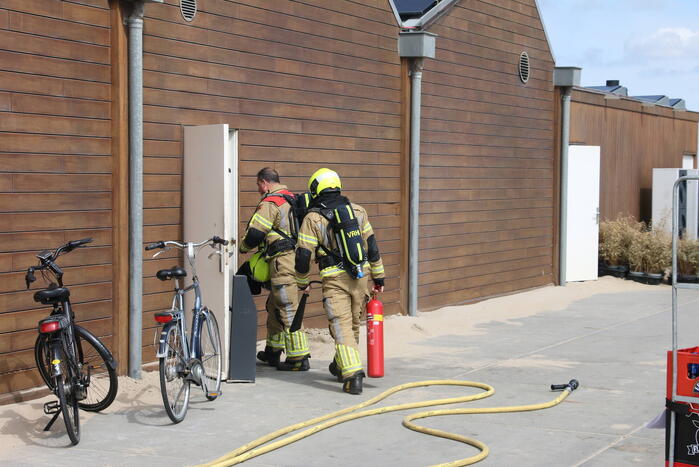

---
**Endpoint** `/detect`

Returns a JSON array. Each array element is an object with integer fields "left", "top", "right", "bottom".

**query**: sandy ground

[{"left": 0, "top": 276, "right": 651, "bottom": 455}]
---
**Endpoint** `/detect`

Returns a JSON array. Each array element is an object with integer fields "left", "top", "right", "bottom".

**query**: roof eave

[
  {"left": 386, "top": 0, "right": 404, "bottom": 27},
  {"left": 412, "top": 0, "right": 460, "bottom": 30},
  {"left": 387, "top": 0, "right": 460, "bottom": 30}
]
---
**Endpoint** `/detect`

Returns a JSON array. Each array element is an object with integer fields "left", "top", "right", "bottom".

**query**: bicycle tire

[
  {"left": 36, "top": 326, "right": 118, "bottom": 412},
  {"left": 54, "top": 341, "right": 80, "bottom": 445},
  {"left": 199, "top": 311, "right": 222, "bottom": 401},
  {"left": 159, "top": 324, "right": 190, "bottom": 423},
  {"left": 35, "top": 335, "right": 52, "bottom": 389}
]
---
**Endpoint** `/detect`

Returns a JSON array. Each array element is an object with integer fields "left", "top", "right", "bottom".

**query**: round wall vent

[
  {"left": 180, "top": 0, "right": 197, "bottom": 22},
  {"left": 518, "top": 51, "right": 530, "bottom": 84}
]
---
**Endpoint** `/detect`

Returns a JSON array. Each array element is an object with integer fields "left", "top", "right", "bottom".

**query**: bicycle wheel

[
  {"left": 35, "top": 334, "right": 52, "bottom": 389},
  {"left": 159, "top": 324, "right": 190, "bottom": 423},
  {"left": 54, "top": 341, "right": 80, "bottom": 445},
  {"left": 73, "top": 325, "right": 118, "bottom": 412},
  {"left": 36, "top": 326, "right": 118, "bottom": 412},
  {"left": 199, "top": 311, "right": 222, "bottom": 401}
]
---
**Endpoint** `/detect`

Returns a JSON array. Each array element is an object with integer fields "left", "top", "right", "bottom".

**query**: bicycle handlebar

[
  {"left": 145, "top": 236, "right": 228, "bottom": 252},
  {"left": 25, "top": 238, "right": 93, "bottom": 288}
]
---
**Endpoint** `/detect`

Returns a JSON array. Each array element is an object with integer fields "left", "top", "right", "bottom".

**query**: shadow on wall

[{"left": 640, "top": 188, "right": 652, "bottom": 223}]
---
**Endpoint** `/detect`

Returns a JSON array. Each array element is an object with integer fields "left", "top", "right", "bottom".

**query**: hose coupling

[{"left": 550, "top": 379, "right": 579, "bottom": 392}]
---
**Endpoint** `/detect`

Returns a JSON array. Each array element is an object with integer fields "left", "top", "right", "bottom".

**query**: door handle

[{"left": 219, "top": 239, "right": 237, "bottom": 272}]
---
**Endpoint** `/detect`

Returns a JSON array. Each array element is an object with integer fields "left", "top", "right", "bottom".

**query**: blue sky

[{"left": 537, "top": 0, "right": 699, "bottom": 110}]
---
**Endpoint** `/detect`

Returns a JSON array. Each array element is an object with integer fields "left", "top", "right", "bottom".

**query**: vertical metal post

[
  {"left": 408, "top": 58, "right": 424, "bottom": 317},
  {"left": 559, "top": 87, "right": 572, "bottom": 286},
  {"left": 669, "top": 175, "right": 699, "bottom": 466},
  {"left": 669, "top": 176, "right": 686, "bottom": 467},
  {"left": 127, "top": 1, "right": 145, "bottom": 378}
]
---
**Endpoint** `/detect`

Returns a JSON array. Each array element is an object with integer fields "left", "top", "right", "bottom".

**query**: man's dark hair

[{"left": 257, "top": 167, "right": 280, "bottom": 183}]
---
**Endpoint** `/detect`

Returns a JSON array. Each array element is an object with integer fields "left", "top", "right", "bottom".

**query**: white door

[
  {"left": 184, "top": 125, "right": 238, "bottom": 376},
  {"left": 565, "top": 145, "right": 601, "bottom": 281}
]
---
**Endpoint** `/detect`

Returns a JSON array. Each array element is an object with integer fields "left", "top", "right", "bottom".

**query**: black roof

[
  {"left": 394, "top": 0, "right": 438, "bottom": 20},
  {"left": 632, "top": 95, "right": 668, "bottom": 104},
  {"left": 587, "top": 85, "right": 626, "bottom": 95}
]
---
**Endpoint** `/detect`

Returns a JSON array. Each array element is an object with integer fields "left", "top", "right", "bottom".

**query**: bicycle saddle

[
  {"left": 156, "top": 266, "right": 187, "bottom": 281},
  {"left": 34, "top": 287, "right": 70, "bottom": 304}
]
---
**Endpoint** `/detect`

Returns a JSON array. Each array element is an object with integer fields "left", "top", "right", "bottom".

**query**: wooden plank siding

[
  {"left": 0, "top": 0, "right": 564, "bottom": 397},
  {"left": 0, "top": 0, "right": 116, "bottom": 396},
  {"left": 139, "top": 0, "right": 403, "bottom": 360},
  {"left": 569, "top": 89, "right": 699, "bottom": 222},
  {"left": 417, "top": 0, "right": 555, "bottom": 310}
]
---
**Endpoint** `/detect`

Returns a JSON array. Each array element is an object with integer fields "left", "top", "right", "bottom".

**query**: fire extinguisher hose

[{"left": 198, "top": 378, "right": 579, "bottom": 467}]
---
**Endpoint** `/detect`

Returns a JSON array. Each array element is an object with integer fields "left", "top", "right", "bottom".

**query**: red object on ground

[
  {"left": 666, "top": 347, "right": 699, "bottom": 399},
  {"left": 666, "top": 347, "right": 699, "bottom": 467},
  {"left": 366, "top": 295, "right": 384, "bottom": 378}
]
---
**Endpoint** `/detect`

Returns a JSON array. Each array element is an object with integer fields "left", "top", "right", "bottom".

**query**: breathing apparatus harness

[
  {"left": 260, "top": 190, "right": 311, "bottom": 258},
  {"left": 310, "top": 193, "right": 367, "bottom": 280},
  {"left": 261, "top": 188, "right": 367, "bottom": 279}
]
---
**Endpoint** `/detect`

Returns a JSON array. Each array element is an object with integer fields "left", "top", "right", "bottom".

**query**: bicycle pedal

[
  {"left": 43, "top": 400, "right": 60, "bottom": 415},
  {"left": 207, "top": 392, "right": 220, "bottom": 397}
]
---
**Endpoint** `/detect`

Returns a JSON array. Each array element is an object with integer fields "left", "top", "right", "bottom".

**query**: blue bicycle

[{"left": 146, "top": 236, "right": 226, "bottom": 423}]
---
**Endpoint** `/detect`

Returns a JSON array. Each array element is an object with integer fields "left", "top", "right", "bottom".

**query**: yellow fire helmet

[
  {"left": 308, "top": 168, "right": 342, "bottom": 197},
  {"left": 249, "top": 250, "right": 270, "bottom": 283}
]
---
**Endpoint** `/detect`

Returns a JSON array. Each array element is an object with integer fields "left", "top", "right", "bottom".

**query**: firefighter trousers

[
  {"left": 321, "top": 272, "right": 370, "bottom": 379},
  {"left": 265, "top": 252, "right": 310, "bottom": 360}
]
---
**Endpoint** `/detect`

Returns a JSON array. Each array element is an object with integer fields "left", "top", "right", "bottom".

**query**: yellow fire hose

[{"left": 198, "top": 379, "right": 579, "bottom": 467}]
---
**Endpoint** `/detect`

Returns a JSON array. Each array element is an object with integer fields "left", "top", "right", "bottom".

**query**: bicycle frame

[
  {"left": 156, "top": 278, "right": 207, "bottom": 363},
  {"left": 153, "top": 238, "right": 222, "bottom": 384},
  {"left": 32, "top": 247, "right": 81, "bottom": 386}
]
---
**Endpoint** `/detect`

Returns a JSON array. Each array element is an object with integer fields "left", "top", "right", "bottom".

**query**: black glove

[{"left": 373, "top": 277, "right": 385, "bottom": 288}]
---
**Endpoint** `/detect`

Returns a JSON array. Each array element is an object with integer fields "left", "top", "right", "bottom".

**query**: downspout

[
  {"left": 553, "top": 67, "right": 582, "bottom": 287},
  {"left": 398, "top": 31, "right": 435, "bottom": 317},
  {"left": 559, "top": 87, "right": 571, "bottom": 286},
  {"left": 408, "top": 58, "right": 424, "bottom": 317},
  {"left": 127, "top": 0, "right": 145, "bottom": 378}
]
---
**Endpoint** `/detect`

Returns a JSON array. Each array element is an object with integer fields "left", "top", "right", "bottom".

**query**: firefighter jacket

[
  {"left": 294, "top": 201, "right": 385, "bottom": 287},
  {"left": 239, "top": 184, "right": 295, "bottom": 258}
]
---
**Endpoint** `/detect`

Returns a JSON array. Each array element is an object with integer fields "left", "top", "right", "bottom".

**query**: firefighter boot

[
  {"left": 328, "top": 360, "right": 342, "bottom": 382},
  {"left": 257, "top": 346, "right": 282, "bottom": 367},
  {"left": 277, "top": 356, "right": 310, "bottom": 371},
  {"left": 342, "top": 371, "right": 365, "bottom": 395}
]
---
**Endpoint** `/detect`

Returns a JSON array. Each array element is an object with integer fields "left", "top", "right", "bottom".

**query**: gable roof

[
  {"left": 387, "top": 0, "right": 460, "bottom": 30},
  {"left": 387, "top": 0, "right": 556, "bottom": 62}
]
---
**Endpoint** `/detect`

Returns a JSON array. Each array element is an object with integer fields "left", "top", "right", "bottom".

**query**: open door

[
  {"left": 184, "top": 124, "right": 238, "bottom": 376},
  {"left": 565, "top": 145, "right": 601, "bottom": 282}
]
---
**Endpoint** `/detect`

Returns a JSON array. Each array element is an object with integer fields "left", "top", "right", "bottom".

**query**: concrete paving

[{"left": 1, "top": 280, "right": 695, "bottom": 466}]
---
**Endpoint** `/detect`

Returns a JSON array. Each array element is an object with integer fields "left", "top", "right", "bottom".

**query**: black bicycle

[{"left": 26, "top": 238, "right": 118, "bottom": 445}]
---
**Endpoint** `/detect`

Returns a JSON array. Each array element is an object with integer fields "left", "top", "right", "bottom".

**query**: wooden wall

[
  {"left": 417, "top": 0, "right": 556, "bottom": 310},
  {"left": 0, "top": 0, "right": 563, "bottom": 397},
  {"left": 570, "top": 89, "right": 699, "bottom": 222},
  {"left": 139, "top": 0, "right": 403, "bottom": 358},
  {"left": 0, "top": 0, "right": 118, "bottom": 396}
]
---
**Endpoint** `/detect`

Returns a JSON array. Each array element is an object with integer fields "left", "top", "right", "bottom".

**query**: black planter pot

[
  {"left": 598, "top": 262, "right": 629, "bottom": 278},
  {"left": 627, "top": 271, "right": 663, "bottom": 285},
  {"left": 666, "top": 273, "right": 699, "bottom": 284}
]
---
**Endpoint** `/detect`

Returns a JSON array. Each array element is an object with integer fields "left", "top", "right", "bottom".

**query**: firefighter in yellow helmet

[
  {"left": 239, "top": 167, "right": 311, "bottom": 371},
  {"left": 295, "top": 168, "right": 385, "bottom": 394}
]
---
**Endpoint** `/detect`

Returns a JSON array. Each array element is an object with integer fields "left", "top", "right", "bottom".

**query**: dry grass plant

[
  {"left": 627, "top": 224, "right": 671, "bottom": 274},
  {"left": 599, "top": 216, "right": 643, "bottom": 266},
  {"left": 678, "top": 238, "right": 699, "bottom": 276}
]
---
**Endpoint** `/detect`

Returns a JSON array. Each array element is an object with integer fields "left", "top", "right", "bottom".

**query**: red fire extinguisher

[{"left": 367, "top": 293, "right": 384, "bottom": 378}]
